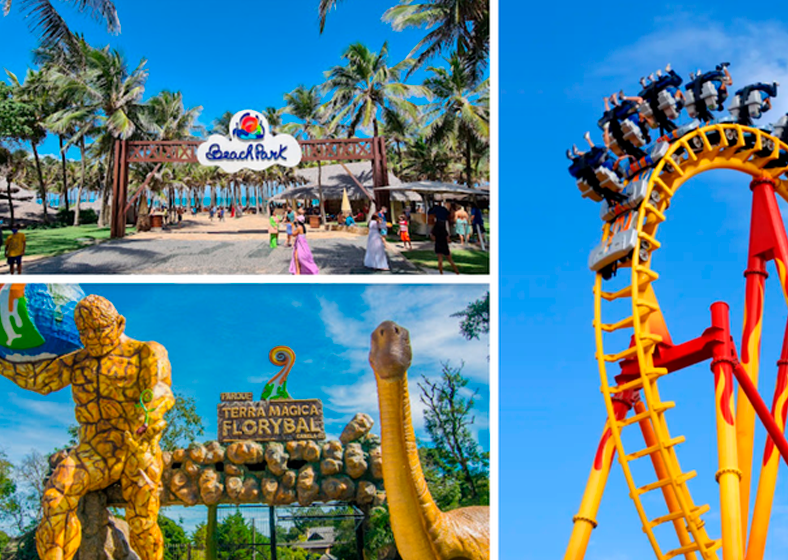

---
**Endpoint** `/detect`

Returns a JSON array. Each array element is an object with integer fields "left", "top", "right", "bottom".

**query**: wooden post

[
  {"left": 372, "top": 136, "right": 391, "bottom": 214},
  {"left": 110, "top": 139, "right": 122, "bottom": 238},
  {"left": 206, "top": 505, "right": 218, "bottom": 560},
  {"left": 269, "top": 505, "right": 277, "bottom": 560}
]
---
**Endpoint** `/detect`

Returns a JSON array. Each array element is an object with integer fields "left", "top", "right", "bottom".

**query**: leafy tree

[
  {"left": 451, "top": 291, "right": 489, "bottom": 341},
  {"left": 160, "top": 394, "right": 205, "bottom": 452},
  {"left": 0, "top": 529, "right": 9, "bottom": 555},
  {"left": 216, "top": 509, "right": 256, "bottom": 560},
  {"left": 0, "top": 80, "right": 48, "bottom": 223},
  {"left": 0, "top": 147, "right": 29, "bottom": 227},
  {"left": 159, "top": 514, "right": 189, "bottom": 560},
  {"left": 418, "top": 363, "right": 488, "bottom": 505}
]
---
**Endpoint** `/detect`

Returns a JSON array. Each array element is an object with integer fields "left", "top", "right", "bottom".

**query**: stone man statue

[{"left": 0, "top": 295, "right": 175, "bottom": 560}]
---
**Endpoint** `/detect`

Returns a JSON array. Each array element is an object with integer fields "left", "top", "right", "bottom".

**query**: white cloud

[{"left": 589, "top": 17, "right": 788, "bottom": 118}]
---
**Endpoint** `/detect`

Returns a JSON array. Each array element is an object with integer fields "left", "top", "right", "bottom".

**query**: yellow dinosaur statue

[{"left": 369, "top": 321, "right": 490, "bottom": 560}]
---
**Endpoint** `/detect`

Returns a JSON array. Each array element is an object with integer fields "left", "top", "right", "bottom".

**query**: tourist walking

[
  {"left": 455, "top": 206, "right": 470, "bottom": 246},
  {"left": 5, "top": 226, "right": 26, "bottom": 275},
  {"left": 285, "top": 205, "right": 295, "bottom": 247},
  {"left": 431, "top": 220, "right": 460, "bottom": 275},
  {"left": 269, "top": 211, "right": 280, "bottom": 248},
  {"left": 398, "top": 213, "right": 413, "bottom": 250},
  {"left": 471, "top": 204, "right": 486, "bottom": 246},
  {"left": 364, "top": 215, "right": 389, "bottom": 271},
  {"left": 209, "top": 206, "right": 215, "bottom": 221},
  {"left": 290, "top": 220, "right": 319, "bottom": 275}
]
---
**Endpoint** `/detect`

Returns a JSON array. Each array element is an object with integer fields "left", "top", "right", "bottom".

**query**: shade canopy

[
  {"left": 375, "top": 181, "right": 489, "bottom": 197},
  {"left": 273, "top": 161, "right": 420, "bottom": 202}
]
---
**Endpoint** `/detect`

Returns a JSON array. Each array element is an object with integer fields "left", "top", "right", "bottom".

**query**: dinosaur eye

[{"left": 394, "top": 326, "right": 399, "bottom": 334}]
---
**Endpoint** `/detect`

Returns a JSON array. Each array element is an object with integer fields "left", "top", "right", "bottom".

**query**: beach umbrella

[{"left": 341, "top": 188, "right": 352, "bottom": 214}]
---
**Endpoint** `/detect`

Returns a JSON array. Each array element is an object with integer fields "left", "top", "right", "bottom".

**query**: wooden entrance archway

[{"left": 110, "top": 136, "right": 391, "bottom": 238}]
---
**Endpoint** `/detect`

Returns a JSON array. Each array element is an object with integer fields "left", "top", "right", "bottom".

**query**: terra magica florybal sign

[{"left": 197, "top": 110, "right": 302, "bottom": 173}]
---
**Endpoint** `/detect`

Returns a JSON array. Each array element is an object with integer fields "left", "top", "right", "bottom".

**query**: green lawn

[
  {"left": 19, "top": 225, "right": 134, "bottom": 257},
  {"left": 402, "top": 248, "right": 489, "bottom": 275}
]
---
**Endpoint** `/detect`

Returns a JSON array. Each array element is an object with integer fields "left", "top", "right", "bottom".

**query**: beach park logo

[{"left": 197, "top": 109, "right": 302, "bottom": 173}]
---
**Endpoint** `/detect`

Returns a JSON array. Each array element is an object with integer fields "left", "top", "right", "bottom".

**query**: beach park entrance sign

[
  {"left": 110, "top": 119, "right": 391, "bottom": 238},
  {"left": 197, "top": 110, "right": 302, "bottom": 172},
  {"left": 217, "top": 392, "right": 325, "bottom": 442}
]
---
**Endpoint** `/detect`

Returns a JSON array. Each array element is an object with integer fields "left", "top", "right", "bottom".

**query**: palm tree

[
  {"left": 283, "top": 85, "right": 330, "bottom": 224},
  {"left": 318, "top": 0, "right": 488, "bottom": 81},
  {"left": 56, "top": 45, "right": 148, "bottom": 227},
  {"left": 3, "top": 0, "right": 120, "bottom": 48},
  {"left": 323, "top": 42, "right": 426, "bottom": 138},
  {"left": 384, "top": 0, "right": 489, "bottom": 80},
  {"left": 139, "top": 90, "right": 203, "bottom": 222},
  {"left": 264, "top": 106, "right": 284, "bottom": 130},
  {"left": 39, "top": 34, "right": 95, "bottom": 224},
  {"left": 399, "top": 136, "right": 452, "bottom": 181},
  {"left": 423, "top": 54, "right": 488, "bottom": 187}
]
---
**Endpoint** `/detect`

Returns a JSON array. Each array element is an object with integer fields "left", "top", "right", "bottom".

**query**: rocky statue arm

[
  {"left": 0, "top": 353, "right": 75, "bottom": 395},
  {"left": 128, "top": 341, "right": 176, "bottom": 449}
]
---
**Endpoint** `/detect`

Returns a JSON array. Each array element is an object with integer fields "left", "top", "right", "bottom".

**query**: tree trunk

[
  {"left": 31, "top": 142, "right": 49, "bottom": 223},
  {"left": 74, "top": 138, "right": 86, "bottom": 226},
  {"left": 5, "top": 173, "right": 15, "bottom": 228},
  {"left": 99, "top": 145, "right": 114, "bottom": 228},
  {"left": 59, "top": 135, "right": 69, "bottom": 212},
  {"left": 465, "top": 136, "right": 473, "bottom": 188}
]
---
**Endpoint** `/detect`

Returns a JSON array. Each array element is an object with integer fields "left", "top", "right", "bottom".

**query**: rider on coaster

[
  {"left": 567, "top": 133, "right": 627, "bottom": 204},
  {"left": 599, "top": 92, "right": 651, "bottom": 160},
  {"left": 638, "top": 64, "right": 684, "bottom": 134},
  {"left": 684, "top": 63, "right": 732, "bottom": 122},
  {"left": 730, "top": 82, "right": 779, "bottom": 126}
]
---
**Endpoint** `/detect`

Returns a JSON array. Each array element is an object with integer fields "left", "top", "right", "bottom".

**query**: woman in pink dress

[{"left": 290, "top": 220, "right": 319, "bottom": 275}]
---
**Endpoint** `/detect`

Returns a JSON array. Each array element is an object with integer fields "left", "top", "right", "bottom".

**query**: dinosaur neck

[{"left": 376, "top": 373, "right": 442, "bottom": 559}]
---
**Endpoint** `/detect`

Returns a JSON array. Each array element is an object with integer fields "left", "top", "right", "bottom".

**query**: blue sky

[
  {"left": 0, "top": 0, "right": 437, "bottom": 158},
  {"left": 0, "top": 283, "right": 489, "bottom": 531},
  {"left": 501, "top": 3, "right": 788, "bottom": 560}
]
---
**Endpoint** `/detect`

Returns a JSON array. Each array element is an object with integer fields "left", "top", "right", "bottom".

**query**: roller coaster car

[
  {"left": 569, "top": 148, "right": 627, "bottom": 204},
  {"left": 588, "top": 210, "right": 640, "bottom": 274},
  {"left": 617, "top": 141, "right": 670, "bottom": 181},
  {"left": 684, "top": 81, "right": 722, "bottom": 118},
  {"left": 657, "top": 89, "right": 682, "bottom": 120},
  {"left": 729, "top": 90, "right": 766, "bottom": 122},
  {"left": 599, "top": 176, "right": 649, "bottom": 222},
  {"left": 773, "top": 115, "right": 788, "bottom": 142},
  {"left": 620, "top": 119, "right": 648, "bottom": 147}
]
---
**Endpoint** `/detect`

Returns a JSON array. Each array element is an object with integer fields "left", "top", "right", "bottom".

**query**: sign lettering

[{"left": 217, "top": 398, "right": 325, "bottom": 442}]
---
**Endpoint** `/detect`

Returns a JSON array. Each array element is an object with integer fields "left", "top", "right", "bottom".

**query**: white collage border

[{"left": 7, "top": 1, "right": 500, "bottom": 557}]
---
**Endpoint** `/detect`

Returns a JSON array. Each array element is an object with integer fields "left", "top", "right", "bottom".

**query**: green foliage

[
  {"left": 160, "top": 394, "right": 205, "bottom": 452},
  {"left": 451, "top": 291, "right": 489, "bottom": 341},
  {"left": 55, "top": 208, "right": 98, "bottom": 226},
  {"left": 0, "top": 86, "right": 44, "bottom": 147},
  {"left": 419, "top": 363, "right": 489, "bottom": 506},
  {"left": 159, "top": 515, "right": 189, "bottom": 560},
  {"left": 216, "top": 509, "right": 262, "bottom": 560},
  {"left": 0, "top": 531, "right": 8, "bottom": 555}
]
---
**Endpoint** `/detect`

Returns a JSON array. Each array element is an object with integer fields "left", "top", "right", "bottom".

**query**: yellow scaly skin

[
  {"left": 0, "top": 295, "right": 175, "bottom": 560},
  {"left": 369, "top": 321, "right": 489, "bottom": 560}
]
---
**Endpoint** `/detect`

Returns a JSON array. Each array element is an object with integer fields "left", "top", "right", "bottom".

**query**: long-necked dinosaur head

[{"left": 369, "top": 321, "right": 412, "bottom": 380}]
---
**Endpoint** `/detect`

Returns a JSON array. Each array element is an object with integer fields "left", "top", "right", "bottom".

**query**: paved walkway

[{"left": 15, "top": 214, "right": 430, "bottom": 275}]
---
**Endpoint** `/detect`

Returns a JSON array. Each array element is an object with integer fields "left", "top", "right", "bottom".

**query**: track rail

[{"left": 594, "top": 124, "right": 788, "bottom": 560}]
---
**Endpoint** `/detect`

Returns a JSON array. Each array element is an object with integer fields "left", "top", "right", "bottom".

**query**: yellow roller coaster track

[{"left": 594, "top": 124, "right": 788, "bottom": 560}]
